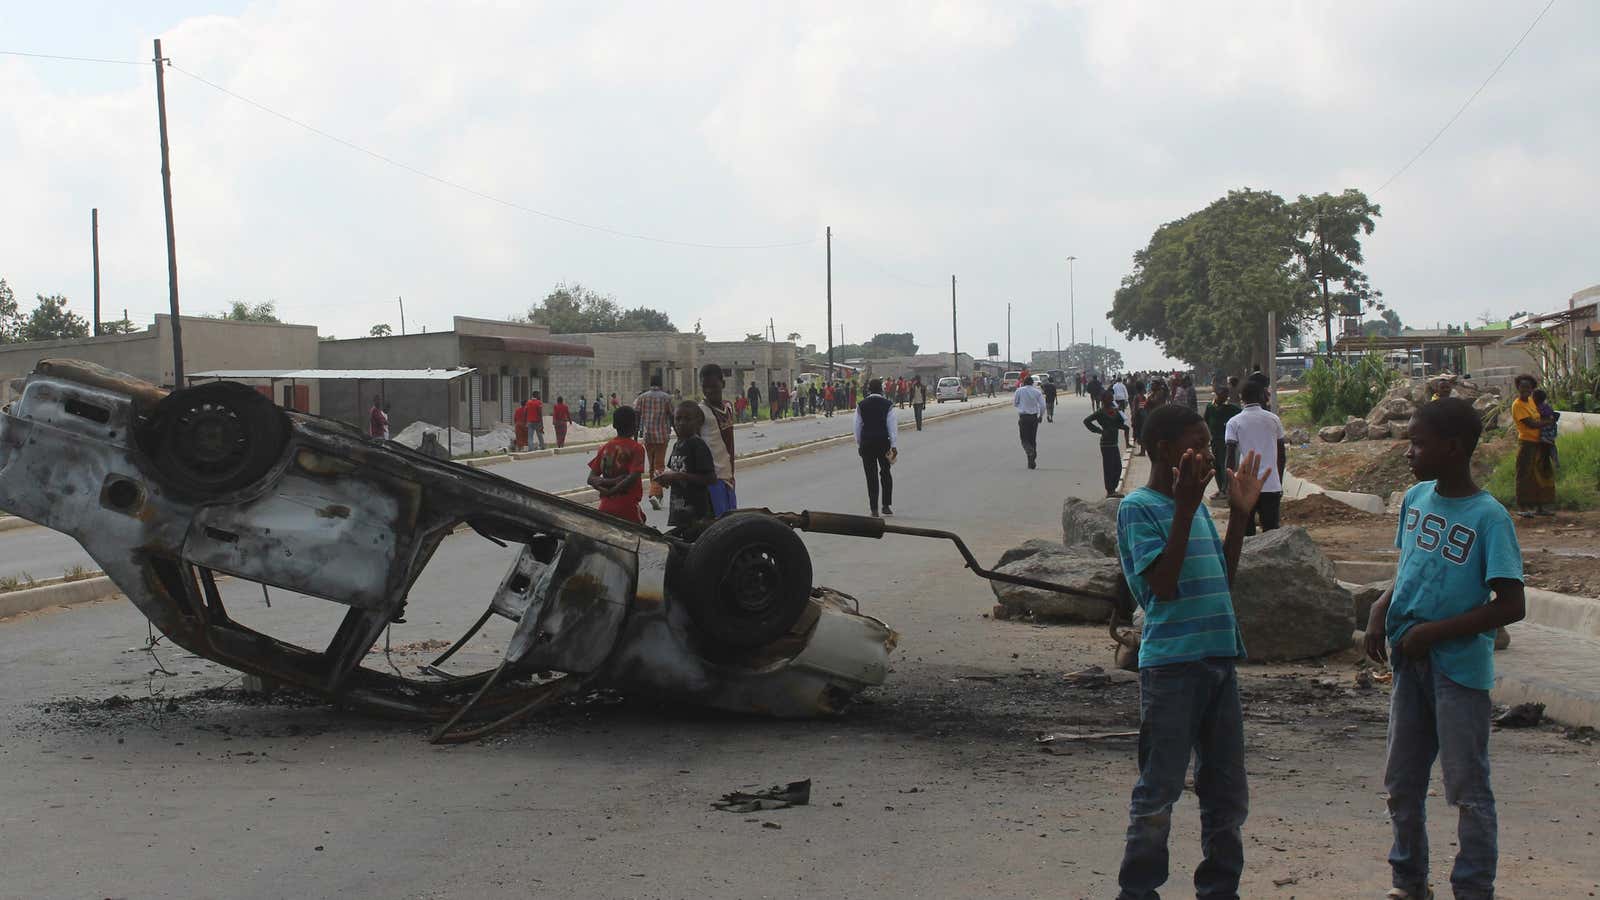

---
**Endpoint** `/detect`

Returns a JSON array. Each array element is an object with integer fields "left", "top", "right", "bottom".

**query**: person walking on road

[
  {"left": 369, "top": 396, "right": 389, "bottom": 440},
  {"left": 1112, "top": 376, "right": 1129, "bottom": 412},
  {"left": 746, "top": 382, "right": 762, "bottom": 422},
  {"left": 1224, "top": 380, "right": 1286, "bottom": 534},
  {"left": 633, "top": 376, "right": 674, "bottom": 511},
  {"left": 525, "top": 393, "right": 546, "bottom": 450},
  {"left": 1084, "top": 392, "right": 1131, "bottom": 497},
  {"left": 1013, "top": 375, "right": 1046, "bottom": 469},
  {"left": 854, "top": 378, "right": 898, "bottom": 516},
  {"left": 512, "top": 395, "right": 529, "bottom": 451},
  {"left": 552, "top": 396, "right": 571, "bottom": 448},
  {"left": 910, "top": 376, "right": 929, "bottom": 431},
  {"left": 1204, "top": 385, "right": 1242, "bottom": 496},
  {"left": 1042, "top": 377, "right": 1058, "bottom": 423}
]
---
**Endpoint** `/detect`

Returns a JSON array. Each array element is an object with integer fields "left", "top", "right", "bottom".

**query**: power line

[
  {"left": 0, "top": 49, "right": 145, "bottom": 66},
  {"left": 163, "top": 62, "right": 815, "bottom": 251},
  {"left": 1375, "top": 0, "right": 1558, "bottom": 193}
]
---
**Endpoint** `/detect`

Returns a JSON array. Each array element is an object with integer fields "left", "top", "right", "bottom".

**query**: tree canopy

[
  {"left": 210, "top": 300, "right": 282, "bottom": 323},
  {"left": 1360, "top": 309, "right": 1403, "bottom": 338},
  {"left": 0, "top": 278, "right": 19, "bottom": 342},
  {"left": 1292, "top": 189, "right": 1382, "bottom": 352},
  {"left": 1110, "top": 189, "right": 1315, "bottom": 374},
  {"left": 18, "top": 294, "right": 90, "bottom": 342},
  {"left": 1054, "top": 343, "right": 1124, "bottom": 373},
  {"left": 829, "top": 333, "right": 922, "bottom": 360},
  {"left": 369, "top": 323, "right": 393, "bottom": 337},
  {"left": 526, "top": 283, "right": 677, "bottom": 334}
]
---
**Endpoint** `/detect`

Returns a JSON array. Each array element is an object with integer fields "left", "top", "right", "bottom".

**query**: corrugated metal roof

[{"left": 188, "top": 368, "right": 476, "bottom": 381}]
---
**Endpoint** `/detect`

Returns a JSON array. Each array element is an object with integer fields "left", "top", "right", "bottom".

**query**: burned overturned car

[{"left": 0, "top": 361, "right": 1117, "bottom": 742}]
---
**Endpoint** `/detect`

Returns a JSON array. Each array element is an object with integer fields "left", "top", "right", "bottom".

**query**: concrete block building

[{"left": 0, "top": 314, "right": 320, "bottom": 406}]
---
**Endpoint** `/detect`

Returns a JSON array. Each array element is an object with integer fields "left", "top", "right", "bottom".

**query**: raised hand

[
  {"left": 1227, "top": 449, "right": 1271, "bottom": 517},
  {"left": 1172, "top": 448, "right": 1212, "bottom": 513}
]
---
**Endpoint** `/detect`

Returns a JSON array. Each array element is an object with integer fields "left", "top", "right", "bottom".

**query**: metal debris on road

[{"left": 712, "top": 779, "right": 812, "bottom": 813}]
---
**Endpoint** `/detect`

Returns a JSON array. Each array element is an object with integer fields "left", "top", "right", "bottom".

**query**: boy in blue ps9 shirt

[
  {"left": 1365, "top": 398, "right": 1525, "bottom": 900},
  {"left": 1114, "top": 403, "right": 1270, "bottom": 900}
]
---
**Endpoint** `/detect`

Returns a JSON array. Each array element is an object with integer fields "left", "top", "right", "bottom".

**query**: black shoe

[
  {"left": 882, "top": 506, "right": 893, "bottom": 516},
  {"left": 1027, "top": 457, "right": 1037, "bottom": 470},
  {"left": 870, "top": 507, "right": 879, "bottom": 518}
]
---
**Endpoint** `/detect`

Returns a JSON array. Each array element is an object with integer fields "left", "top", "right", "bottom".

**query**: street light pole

[{"left": 1066, "top": 255, "right": 1077, "bottom": 367}]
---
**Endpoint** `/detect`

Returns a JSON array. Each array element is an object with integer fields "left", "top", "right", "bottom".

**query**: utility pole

[
  {"left": 153, "top": 39, "right": 184, "bottom": 385},
  {"left": 91, "top": 208, "right": 101, "bottom": 336},
  {"left": 398, "top": 296, "right": 406, "bottom": 335},
  {"left": 1317, "top": 210, "right": 1333, "bottom": 358},
  {"left": 950, "top": 275, "right": 958, "bottom": 376},
  {"left": 1066, "top": 255, "right": 1077, "bottom": 357},
  {"left": 1056, "top": 323, "right": 1061, "bottom": 370},
  {"left": 825, "top": 226, "right": 833, "bottom": 380},
  {"left": 1006, "top": 302, "right": 1011, "bottom": 370}
]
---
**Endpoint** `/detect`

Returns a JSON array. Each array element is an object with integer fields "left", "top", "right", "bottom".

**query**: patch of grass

[
  {"left": 0, "top": 572, "right": 37, "bottom": 593},
  {"left": 61, "top": 565, "right": 95, "bottom": 582},
  {"left": 1486, "top": 427, "right": 1600, "bottom": 511},
  {"left": 1275, "top": 390, "right": 1314, "bottom": 429}
]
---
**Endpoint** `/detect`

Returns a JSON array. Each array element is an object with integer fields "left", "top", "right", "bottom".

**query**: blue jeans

[
  {"left": 1385, "top": 654, "right": 1497, "bottom": 899},
  {"left": 1118, "top": 659, "right": 1248, "bottom": 900}
]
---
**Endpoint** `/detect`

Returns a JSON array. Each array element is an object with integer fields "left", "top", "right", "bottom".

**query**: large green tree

[
  {"left": 1109, "top": 188, "right": 1318, "bottom": 374},
  {"left": 20, "top": 294, "right": 90, "bottom": 342},
  {"left": 212, "top": 300, "right": 281, "bottom": 323},
  {"left": 1054, "top": 342, "right": 1124, "bottom": 373},
  {"left": 526, "top": 282, "right": 676, "bottom": 334},
  {"left": 867, "top": 332, "right": 918, "bottom": 355},
  {"left": 1290, "top": 190, "right": 1382, "bottom": 355},
  {"left": 0, "top": 278, "right": 20, "bottom": 342}
]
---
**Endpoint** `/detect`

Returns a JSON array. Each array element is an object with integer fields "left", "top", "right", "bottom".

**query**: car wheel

[
  {"left": 140, "top": 381, "right": 289, "bottom": 498},
  {"left": 680, "top": 512, "right": 813, "bottom": 650}
]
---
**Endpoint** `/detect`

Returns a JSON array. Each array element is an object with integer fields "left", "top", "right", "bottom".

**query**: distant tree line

[{"left": 525, "top": 283, "right": 676, "bottom": 334}]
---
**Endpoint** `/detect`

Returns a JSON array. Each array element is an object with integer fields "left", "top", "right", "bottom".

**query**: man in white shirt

[
  {"left": 1013, "top": 375, "right": 1047, "bottom": 469},
  {"left": 1223, "top": 379, "right": 1287, "bottom": 534},
  {"left": 1112, "top": 378, "right": 1130, "bottom": 411}
]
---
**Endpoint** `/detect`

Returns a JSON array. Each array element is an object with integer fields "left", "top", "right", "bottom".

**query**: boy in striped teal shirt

[{"left": 1114, "top": 403, "right": 1271, "bottom": 900}]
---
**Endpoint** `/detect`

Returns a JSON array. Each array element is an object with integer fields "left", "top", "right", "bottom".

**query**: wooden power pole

[
  {"left": 153, "top": 39, "right": 184, "bottom": 385},
  {"left": 91, "top": 208, "right": 101, "bottom": 336},
  {"left": 950, "top": 275, "right": 958, "bottom": 376},
  {"left": 825, "top": 226, "right": 832, "bottom": 380}
]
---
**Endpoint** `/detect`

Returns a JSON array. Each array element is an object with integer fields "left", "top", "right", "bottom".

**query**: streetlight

[{"left": 1066, "top": 256, "right": 1078, "bottom": 368}]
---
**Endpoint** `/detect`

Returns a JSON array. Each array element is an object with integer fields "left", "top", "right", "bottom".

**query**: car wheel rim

[
  {"left": 722, "top": 545, "right": 782, "bottom": 615},
  {"left": 169, "top": 399, "right": 249, "bottom": 477}
]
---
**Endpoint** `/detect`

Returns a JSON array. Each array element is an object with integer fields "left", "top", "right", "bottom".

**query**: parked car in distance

[
  {"left": 1001, "top": 371, "right": 1023, "bottom": 391},
  {"left": 935, "top": 376, "right": 967, "bottom": 402}
]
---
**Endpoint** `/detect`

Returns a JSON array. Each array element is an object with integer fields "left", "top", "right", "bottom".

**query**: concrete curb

[
  {"left": 0, "top": 575, "right": 121, "bottom": 620},
  {"left": 1494, "top": 623, "right": 1600, "bottom": 728},
  {"left": 1524, "top": 587, "right": 1600, "bottom": 640},
  {"left": 0, "top": 515, "right": 34, "bottom": 534}
]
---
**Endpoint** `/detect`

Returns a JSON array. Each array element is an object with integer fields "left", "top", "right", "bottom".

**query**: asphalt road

[{"left": 4, "top": 392, "right": 1595, "bottom": 898}]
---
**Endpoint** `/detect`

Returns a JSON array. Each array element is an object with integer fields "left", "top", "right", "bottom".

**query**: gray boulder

[
  {"left": 1392, "top": 421, "right": 1410, "bottom": 441},
  {"left": 1061, "top": 496, "right": 1119, "bottom": 557},
  {"left": 1344, "top": 417, "right": 1369, "bottom": 441},
  {"left": 990, "top": 551, "right": 1125, "bottom": 623},
  {"left": 1286, "top": 427, "right": 1312, "bottom": 445},
  {"left": 1233, "top": 527, "right": 1356, "bottom": 660},
  {"left": 1318, "top": 425, "right": 1346, "bottom": 443},
  {"left": 1368, "top": 422, "right": 1393, "bottom": 440},
  {"left": 995, "top": 538, "right": 1075, "bottom": 569},
  {"left": 1350, "top": 578, "right": 1393, "bottom": 629}
]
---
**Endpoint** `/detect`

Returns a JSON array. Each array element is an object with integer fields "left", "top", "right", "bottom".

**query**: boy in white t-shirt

[{"left": 1223, "top": 380, "right": 1286, "bottom": 534}]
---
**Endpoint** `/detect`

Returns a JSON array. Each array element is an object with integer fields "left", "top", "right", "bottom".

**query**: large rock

[
  {"left": 1318, "top": 425, "right": 1346, "bottom": 443},
  {"left": 1233, "top": 527, "right": 1356, "bottom": 660},
  {"left": 990, "top": 551, "right": 1125, "bottom": 623},
  {"left": 1286, "top": 427, "right": 1312, "bottom": 445},
  {"left": 1392, "top": 421, "right": 1410, "bottom": 441},
  {"left": 1061, "top": 497, "right": 1119, "bottom": 558},
  {"left": 996, "top": 539, "right": 1076, "bottom": 568},
  {"left": 1350, "top": 578, "right": 1393, "bottom": 629},
  {"left": 1367, "top": 422, "right": 1393, "bottom": 440},
  {"left": 1344, "top": 417, "right": 1369, "bottom": 441}
]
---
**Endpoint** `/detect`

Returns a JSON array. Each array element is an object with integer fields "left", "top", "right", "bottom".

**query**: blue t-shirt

[
  {"left": 1117, "top": 486, "right": 1247, "bottom": 668},
  {"left": 1388, "top": 482, "right": 1524, "bottom": 691}
]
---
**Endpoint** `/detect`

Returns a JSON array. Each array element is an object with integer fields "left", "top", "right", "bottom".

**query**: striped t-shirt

[{"left": 1116, "top": 486, "right": 1247, "bottom": 668}]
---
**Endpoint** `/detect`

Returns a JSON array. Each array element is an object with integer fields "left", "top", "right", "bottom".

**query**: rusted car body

[{"left": 0, "top": 361, "right": 895, "bottom": 740}]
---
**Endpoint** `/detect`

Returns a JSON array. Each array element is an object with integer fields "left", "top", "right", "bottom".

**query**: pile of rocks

[
  {"left": 1317, "top": 377, "right": 1503, "bottom": 443},
  {"left": 991, "top": 499, "right": 1359, "bottom": 663}
]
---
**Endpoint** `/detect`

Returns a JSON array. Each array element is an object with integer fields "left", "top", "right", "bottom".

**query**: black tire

[
  {"left": 680, "top": 512, "right": 813, "bottom": 649},
  {"left": 140, "top": 381, "right": 289, "bottom": 498}
]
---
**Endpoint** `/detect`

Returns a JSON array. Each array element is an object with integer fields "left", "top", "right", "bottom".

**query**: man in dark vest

[{"left": 854, "top": 377, "right": 898, "bottom": 517}]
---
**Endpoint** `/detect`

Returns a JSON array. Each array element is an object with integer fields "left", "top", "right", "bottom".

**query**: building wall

[
  {"left": 318, "top": 332, "right": 461, "bottom": 370},
  {"left": 700, "top": 340, "right": 799, "bottom": 399},
  {"left": 0, "top": 330, "right": 162, "bottom": 398}
]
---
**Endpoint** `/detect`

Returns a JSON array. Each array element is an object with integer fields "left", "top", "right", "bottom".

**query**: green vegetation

[
  {"left": 1304, "top": 352, "right": 1397, "bottom": 426},
  {"left": 1486, "top": 427, "right": 1600, "bottom": 511},
  {"left": 1522, "top": 329, "right": 1600, "bottom": 412},
  {"left": 1109, "top": 187, "right": 1382, "bottom": 373},
  {"left": 527, "top": 282, "right": 677, "bottom": 334},
  {"left": 1275, "top": 390, "right": 1315, "bottom": 429}
]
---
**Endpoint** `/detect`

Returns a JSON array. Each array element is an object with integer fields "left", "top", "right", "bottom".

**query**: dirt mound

[{"left": 1283, "top": 493, "right": 1389, "bottom": 527}]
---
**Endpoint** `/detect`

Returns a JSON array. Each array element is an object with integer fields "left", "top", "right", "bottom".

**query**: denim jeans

[
  {"left": 1385, "top": 654, "right": 1497, "bottom": 899},
  {"left": 1118, "top": 659, "right": 1248, "bottom": 900}
]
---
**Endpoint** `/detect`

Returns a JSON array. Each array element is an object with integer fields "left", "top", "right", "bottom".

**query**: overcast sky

[{"left": 3, "top": 1, "right": 1594, "bottom": 369}]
